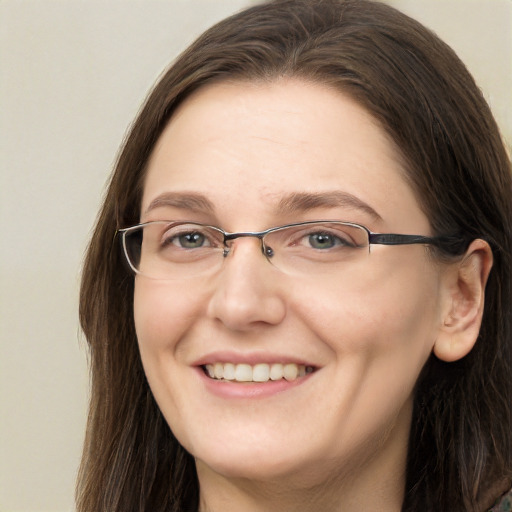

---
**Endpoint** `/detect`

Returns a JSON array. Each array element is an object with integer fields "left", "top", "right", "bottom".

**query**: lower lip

[{"left": 196, "top": 367, "right": 313, "bottom": 399}]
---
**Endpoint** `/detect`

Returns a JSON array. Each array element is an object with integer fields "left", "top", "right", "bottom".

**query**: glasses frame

[{"left": 118, "top": 220, "right": 468, "bottom": 278}]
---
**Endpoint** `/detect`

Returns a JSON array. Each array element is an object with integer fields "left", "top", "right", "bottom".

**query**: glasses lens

[
  {"left": 264, "top": 222, "right": 369, "bottom": 274},
  {"left": 123, "top": 222, "right": 225, "bottom": 279}
]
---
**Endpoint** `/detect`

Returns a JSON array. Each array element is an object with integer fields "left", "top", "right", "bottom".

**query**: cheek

[
  {"left": 292, "top": 255, "right": 443, "bottom": 376},
  {"left": 133, "top": 279, "right": 205, "bottom": 369},
  {"left": 133, "top": 278, "right": 211, "bottom": 443}
]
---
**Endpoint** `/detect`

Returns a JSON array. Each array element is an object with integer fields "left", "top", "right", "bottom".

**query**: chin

[{"left": 189, "top": 430, "right": 332, "bottom": 485}]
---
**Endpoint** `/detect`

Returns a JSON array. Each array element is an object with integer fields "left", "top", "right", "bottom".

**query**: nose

[{"left": 206, "top": 237, "right": 286, "bottom": 331}]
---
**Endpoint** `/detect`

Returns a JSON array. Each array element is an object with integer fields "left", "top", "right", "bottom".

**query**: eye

[
  {"left": 174, "top": 231, "right": 209, "bottom": 249},
  {"left": 161, "top": 225, "right": 216, "bottom": 250},
  {"left": 306, "top": 231, "right": 355, "bottom": 249}
]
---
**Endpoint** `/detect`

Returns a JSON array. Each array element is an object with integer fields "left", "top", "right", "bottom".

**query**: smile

[{"left": 203, "top": 362, "right": 315, "bottom": 383}]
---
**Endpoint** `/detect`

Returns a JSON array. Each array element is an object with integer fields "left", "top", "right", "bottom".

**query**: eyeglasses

[{"left": 118, "top": 220, "right": 466, "bottom": 280}]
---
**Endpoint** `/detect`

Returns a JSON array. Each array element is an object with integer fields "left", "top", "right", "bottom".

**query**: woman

[{"left": 77, "top": 1, "right": 512, "bottom": 511}]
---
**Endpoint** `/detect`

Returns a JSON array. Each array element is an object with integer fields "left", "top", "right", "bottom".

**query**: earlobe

[{"left": 433, "top": 239, "right": 493, "bottom": 362}]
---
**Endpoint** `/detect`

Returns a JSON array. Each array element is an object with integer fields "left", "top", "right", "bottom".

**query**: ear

[{"left": 433, "top": 239, "right": 493, "bottom": 362}]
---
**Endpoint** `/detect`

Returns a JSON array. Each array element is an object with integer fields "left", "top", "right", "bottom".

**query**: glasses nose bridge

[{"left": 222, "top": 230, "right": 269, "bottom": 258}]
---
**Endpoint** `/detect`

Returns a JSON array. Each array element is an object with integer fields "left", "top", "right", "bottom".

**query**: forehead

[{"left": 141, "top": 79, "right": 428, "bottom": 232}]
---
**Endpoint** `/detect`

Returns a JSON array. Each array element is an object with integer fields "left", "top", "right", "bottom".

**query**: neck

[{"left": 197, "top": 464, "right": 405, "bottom": 512}]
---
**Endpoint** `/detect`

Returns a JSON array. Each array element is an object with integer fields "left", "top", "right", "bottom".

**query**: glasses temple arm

[
  {"left": 369, "top": 233, "right": 438, "bottom": 245},
  {"left": 369, "top": 233, "right": 470, "bottom": 254}
]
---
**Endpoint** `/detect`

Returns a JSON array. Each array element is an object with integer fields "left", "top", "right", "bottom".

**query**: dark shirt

[{"left": 490, "top": 488, "right": 512, "bottom": 512}]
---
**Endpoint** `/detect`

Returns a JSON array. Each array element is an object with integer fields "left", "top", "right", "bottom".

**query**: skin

[{"left": 133, "top": 79, "right": 492, "bottom": 511}]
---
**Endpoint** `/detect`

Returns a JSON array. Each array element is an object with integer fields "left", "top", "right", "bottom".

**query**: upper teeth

[{"left": 204, "top": 363, "right": 313, "bottom": 382}]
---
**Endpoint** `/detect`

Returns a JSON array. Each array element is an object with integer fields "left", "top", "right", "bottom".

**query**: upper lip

[{"left": 191, "top": 351, "right": 318, "bottom": 368}]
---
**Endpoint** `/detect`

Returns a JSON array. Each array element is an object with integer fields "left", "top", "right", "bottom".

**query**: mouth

[{"left": 202, "top": 362, "right": 316, "bottom": 383}]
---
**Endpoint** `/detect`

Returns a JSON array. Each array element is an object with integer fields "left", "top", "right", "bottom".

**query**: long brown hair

[{"left": 77, "top": 1, "right": 512, "bottom": 510}]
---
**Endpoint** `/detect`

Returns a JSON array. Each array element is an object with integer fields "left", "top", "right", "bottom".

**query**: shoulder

[{"left": 489, "top": 488, "right": 512, "bottom": 512}]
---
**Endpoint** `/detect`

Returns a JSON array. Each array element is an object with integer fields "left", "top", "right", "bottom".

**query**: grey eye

[
  {"left": 307, "top": 232, "right": 352, "bottom": 249},
  {"left": 176, "top": 231, "right": 208, "bottom": 249},
  {"left": 162, "top": 228, "right": 214, "bottom": 250}
]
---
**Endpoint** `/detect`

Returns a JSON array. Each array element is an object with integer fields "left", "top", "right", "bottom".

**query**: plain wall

[{"left": 1, "top": 1, "right": 510, "bottom": 511}]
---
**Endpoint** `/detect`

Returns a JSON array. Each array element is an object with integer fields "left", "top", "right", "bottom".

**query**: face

[{"left": 134, "top": 79, "right": 447, "bottom": 489}]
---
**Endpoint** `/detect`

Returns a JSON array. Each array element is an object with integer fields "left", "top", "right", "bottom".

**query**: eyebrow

[
  {"left": 144, "top": 192, "right": 215, "bottom": 215},
  {"left": 143, "top": 189, "right": 382, "bottom": 221},
  {"left": 276, "top": 191, "right": 382, "bottom": 220}
]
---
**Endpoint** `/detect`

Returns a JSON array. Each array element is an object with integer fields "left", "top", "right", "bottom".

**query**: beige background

[{"left": 1, "top": 1, "right": 510, "bottom": 511}]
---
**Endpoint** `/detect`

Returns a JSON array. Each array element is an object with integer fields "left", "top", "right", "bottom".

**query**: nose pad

[{"left": 263, "top": 242, "right": 275, "bottom": 259}]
